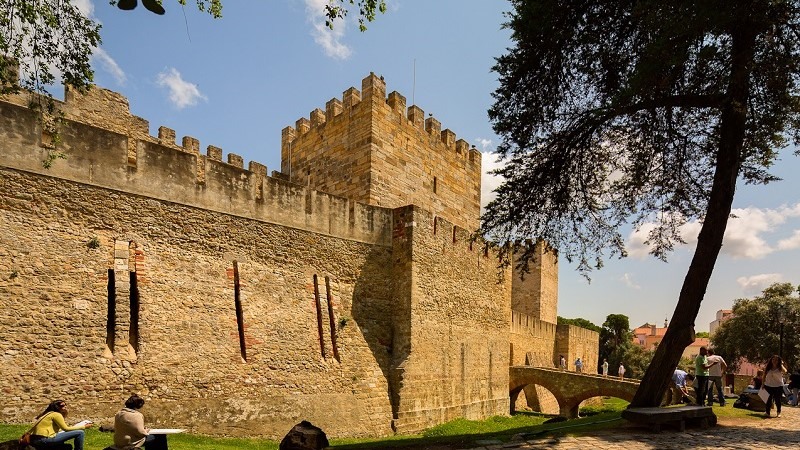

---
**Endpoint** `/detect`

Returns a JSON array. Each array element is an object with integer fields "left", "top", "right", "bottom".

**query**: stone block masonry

[
  {"left": 281, "top": 73, "right": 482, "bottom": 231},
  {"left": 0, "top": 168, "right": 397, "bottom": 438},
  {"left": 0, "top": 73, "right": 595, "bottom": 438},
  {"left": 389, "top": 207, "right": 511, "bottom": 432}
]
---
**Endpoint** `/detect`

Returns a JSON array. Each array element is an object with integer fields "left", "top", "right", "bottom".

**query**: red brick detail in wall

[{"left": 133, "top": 248, "right": 147, "bottom": 284}]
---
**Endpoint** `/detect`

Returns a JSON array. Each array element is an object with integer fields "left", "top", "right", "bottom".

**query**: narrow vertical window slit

[
  {"left": 325, "top": 276, "right": 340, "bottom": 362},
  {"left": 313, "top": 274, "right": 326, "bottom": 358},
  {"left": 106, "top": 269, "right": 116, "bottom": 353},
  {"left": 129, "top": 271, "right": 140, "bottom": 354},
  {"left": 233, "top": 261, "right": 247, "bottom": 362}
]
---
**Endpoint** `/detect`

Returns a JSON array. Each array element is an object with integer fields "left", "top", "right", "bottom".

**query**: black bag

[{"left": 733, "top": 393, "right": 750, "bottom": 409}]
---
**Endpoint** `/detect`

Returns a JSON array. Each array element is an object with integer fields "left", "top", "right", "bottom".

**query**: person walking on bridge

[
  {"left": 602, "top": 358, "right": 609, "bottom": 377},
  {"left": 618, "top": 363, "right": 626, "bottom": 380},
  {"left": 575, "top": 357, "right": 583, "bottom": 373}
]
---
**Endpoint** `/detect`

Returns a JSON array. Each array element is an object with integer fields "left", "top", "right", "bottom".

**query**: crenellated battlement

[
  {"left": 280, "top": 73, "right": 483, "bottom": 231},
  {"left": 511, "top": 311, "right": 558, "bottom": 336},
  {"left": 0, "top": 90, "right": 392, "bottom": 246},
  {"left": 282, "top": 73, "right": 481, "bottom": 166}
]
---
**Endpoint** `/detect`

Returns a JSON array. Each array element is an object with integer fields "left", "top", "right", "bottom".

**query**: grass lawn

[
  {"left": 0, "top": 424, "right": 280, "bottom": 450},
  {"left": 0, "top": 397, "right": 759, "bottom": 450}
]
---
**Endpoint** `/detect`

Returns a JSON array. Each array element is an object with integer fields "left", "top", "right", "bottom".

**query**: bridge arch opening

[
  {"left": 509, "top": 367, "right": 639, "bottom": 419},
  {"left": 510, "top": 383, "right": 560, "bottom": 415}
]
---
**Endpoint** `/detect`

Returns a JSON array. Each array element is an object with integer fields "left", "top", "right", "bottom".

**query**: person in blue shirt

[{"left": 666, "top": 368, "right": 695, "bottom": 405}]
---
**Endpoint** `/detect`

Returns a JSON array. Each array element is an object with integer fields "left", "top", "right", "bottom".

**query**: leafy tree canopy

[
  {"left": 1, "top": 0, "right": 101, "bottom": 97},
  {"left": 485, "top": 0, "right": 800, "bottom": 407},
  {"left": 622, "top": 344, "right": 653, "bottom": 380},
  {"left": 110, "top": 0, "right": 223, "bottom": 17},
  {"left": 695, "top": 331, "right": 709, "bottom": 338},
  {"left": 712, "top": 282, "right": 800, "bottom": 372},
  {"left": 556, "top": 315, "right": 601, "bottom": 333},
  {"left": 599, "top": 313, "right": 632, "bottom": 370}
]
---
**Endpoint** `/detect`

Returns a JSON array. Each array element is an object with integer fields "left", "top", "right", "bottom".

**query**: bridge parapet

[{"left": 509, "top": 366, "right": 640, "bottom": 418}]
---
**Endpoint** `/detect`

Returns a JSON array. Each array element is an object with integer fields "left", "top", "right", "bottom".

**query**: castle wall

[
  {"left": 509, "top": 312, "right": 560, "bottom": 414},
  {"left": 0, "top": 75, "right": 599, "bottom": 437},
  {"left": 555, "top": 325, "right": 600, "bottom": 376},
  {"left": 389, "top": 207, "right": 510, "bottom": 433},
  {"left": 509, "top": 312, "right": 557, "bottom": 368},
  {"left": 511, "top": 243, "right": 558, "bottom": 324},
  {"left": 281, "top": 74, "right": 482, "bottom": 231},
  {"left": 0, "top": 97, "right": 400, "bottom": 438}
]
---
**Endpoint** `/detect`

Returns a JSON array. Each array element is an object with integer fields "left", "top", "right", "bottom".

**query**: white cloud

[
  {"left": 156, "top": 68, "right": 208, "bottom": 109},
  {"left": 480, "top": 151, "right": 504, "bottom": 211},
  {"left": 778, "top": 230, "right": 800, "bottom": 250},
  {"left": 303, "top": 0, "right": 352, "bottom": 60},
  {"left": 475, "top": 138, "right": 493, "bottom": 152},
  {"left": 620, "top": 273, "right": 641, "bottom": 290},
  {"left": 625, "top": 220, "right": 702, "bottom": 259},
  {"left": 72, "top": 0, "right": 95, "bottom": 17},
  {"left": 92, "top": 47, "right": 126, "bottom": 86},
  {"left": 626, "top": 223, "right": 656, "bottom": 259},
  {"left": 626, "top": 203, "right": 800, "bottom": 260},
  {"left": 737, "top": 273, "right": 783, "bottom": 296},
  {"left": 72, "top": 0, "right": 128, "bottom": 87}
]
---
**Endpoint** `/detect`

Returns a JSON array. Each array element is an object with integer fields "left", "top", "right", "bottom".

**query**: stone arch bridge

[{"left": 510, "top": 366, "right": 640, "bottom": 418}]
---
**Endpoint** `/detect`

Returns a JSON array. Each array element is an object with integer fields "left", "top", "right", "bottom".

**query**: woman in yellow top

[{"left": 29, "top": 400, "right": 92, "bottom": 450}]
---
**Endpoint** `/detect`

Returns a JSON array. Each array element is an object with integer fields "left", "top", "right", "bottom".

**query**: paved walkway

[{"left": 466, "top": 406, "right": 800, "bottom": 450}]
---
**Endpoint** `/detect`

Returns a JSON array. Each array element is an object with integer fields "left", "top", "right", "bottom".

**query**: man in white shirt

[{"left": 706, "top": 348, "right": 728, "bottom": 406}]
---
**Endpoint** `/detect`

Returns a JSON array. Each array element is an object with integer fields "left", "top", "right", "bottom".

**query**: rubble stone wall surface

[
  {"left": 389, "top": 207, "right": 511, "bottom": 433},
  {"left": 555, "top": 325, "right": 601, "bottom": 377},
  {"left": 509, "top": 312, "right": 560, "bottom": 414},
  {"left": 0, "top": 74, "right": 593, "bottom": 438},
  {"left": 0, "top": 166, "right": 397, "bottom": 437}
]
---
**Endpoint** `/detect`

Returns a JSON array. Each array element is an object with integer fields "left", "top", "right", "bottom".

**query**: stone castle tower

[
  {"left": 281, "top": 73, "right": 482, "bottom": 231},
  {"left": 0, "top": 71, "right": 595, "bottom": 438}
]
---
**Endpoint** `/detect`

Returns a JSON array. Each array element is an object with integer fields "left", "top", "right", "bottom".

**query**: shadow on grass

[{"left": 329, "top": 412, "right": 625, "bottom": 450}]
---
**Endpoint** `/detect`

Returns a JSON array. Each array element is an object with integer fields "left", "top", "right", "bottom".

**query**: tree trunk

[{"left": 629, "top": 27, "right": 757, "bottom": 407}]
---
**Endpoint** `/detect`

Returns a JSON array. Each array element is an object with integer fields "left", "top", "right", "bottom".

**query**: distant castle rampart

[
  {"left": 0, "top": 85, "right": 392, "bottom": 246},
  {"left": 0, "top": 72, "right": 596, "bottom": 439}
]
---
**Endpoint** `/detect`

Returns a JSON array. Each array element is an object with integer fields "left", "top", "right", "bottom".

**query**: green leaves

[
  {"left": 484, "top": 0, "right": 800, "bottom": 276},
  {"left": 109, "top": 1, "right": 223, "bottom": 17},
  {"left": 324, "top": 0, "right": 386, "bottom": 32},
  {"left": 1, "top": 0, "right": 101, "bottom": 96},
  {"left": 712, "top": 282, "right": 800, "bottom": 372}
]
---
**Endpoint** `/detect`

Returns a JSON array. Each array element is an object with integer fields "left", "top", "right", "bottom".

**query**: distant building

[
  {"left": 632, "top": 320, "right": 709, "bottom": 361},
  {"left": 632, "top": 322, "right": 667, "bottom": 351},
  {"left": 709, "top": 309, "right": 733, "bottom": 335},
  {"left": 708, "top": 309, "right": 761, "bottom": 376},
  {"left": 684, "top": 337, "right": 710, "bottom": 361}
]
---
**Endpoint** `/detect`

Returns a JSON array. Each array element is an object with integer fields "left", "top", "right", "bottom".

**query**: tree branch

[{"left": 598, "top": 94, "right": 726, "bottom": 122}]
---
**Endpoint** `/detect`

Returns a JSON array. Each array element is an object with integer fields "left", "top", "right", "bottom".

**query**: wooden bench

[{"left": 621, "top": 406, "right": 717, "bottom": 432}]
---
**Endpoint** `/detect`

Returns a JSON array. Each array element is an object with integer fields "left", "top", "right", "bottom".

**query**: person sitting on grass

[
  {"left": 113, "top": 394, "right": 162, "bottom": 450},
  {"left": 28, "top": 400, "right": 93, "bottom": 450}
]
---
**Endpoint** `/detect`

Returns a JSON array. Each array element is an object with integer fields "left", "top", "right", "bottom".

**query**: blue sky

[{"left": 66, "top": 0, "right": 800, "bottom": 332}]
